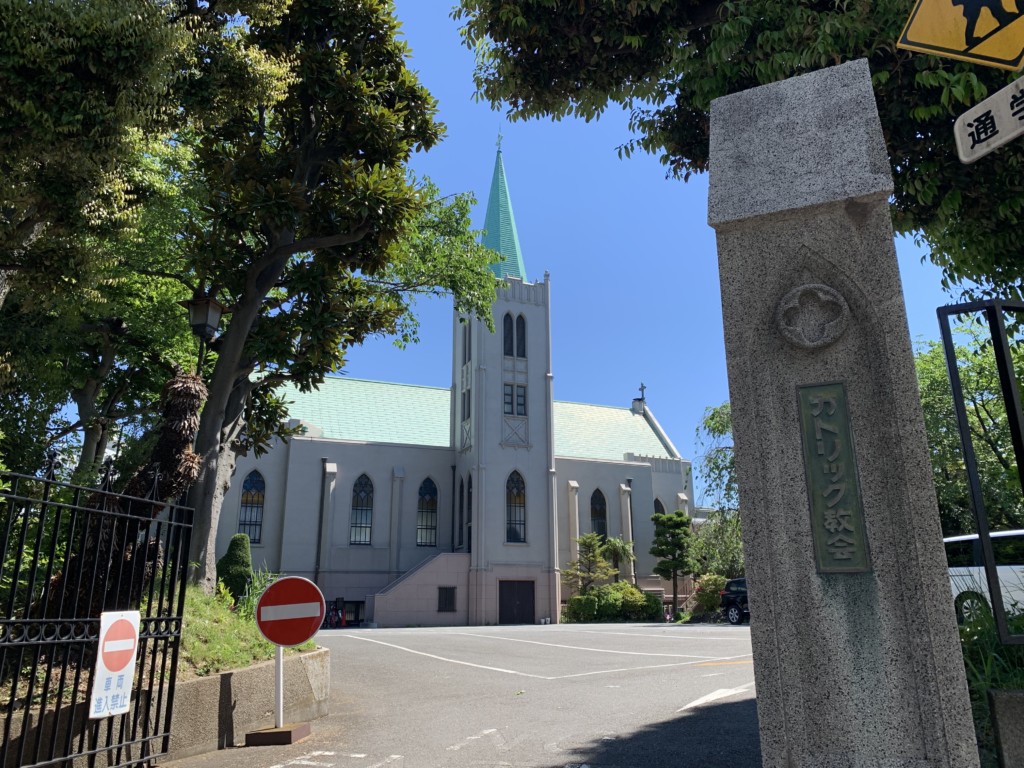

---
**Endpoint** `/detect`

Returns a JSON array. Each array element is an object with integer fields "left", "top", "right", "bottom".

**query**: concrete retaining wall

[
  {"left": 990, "top": 689, "right": 1024, "bottom": 768},
  {"left": 162, "top": 647, "right": 330, "bottom": 762}
]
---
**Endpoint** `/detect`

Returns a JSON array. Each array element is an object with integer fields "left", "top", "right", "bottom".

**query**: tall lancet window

[
  {"left": 350, "top": 474, "right": 373, "bottom": 545},
  {"left": 458, "top": 478, "right": 465, "bottom": 548},
  {"left": 506, "top": 471, "right": 526, "bottom": 543},
  {"left": 503, "top": 313, "right": 514, "bottom": 356},
  {"left": 591, "top": 489, "right": 607, "bottom": 538},
  {"left": 516, "top": 314, "right": 526, "bottom": 358},
  {"left": 238, "top": 471, "right": 265, "bottom": 544},
  {"left": 417, "top": 478, "right": 438, "bottom": 547}
]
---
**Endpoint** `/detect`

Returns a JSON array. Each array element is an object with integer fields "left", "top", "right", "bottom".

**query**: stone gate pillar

[{"left": 707, "top": 59, "right": 978, "bottom": 768}]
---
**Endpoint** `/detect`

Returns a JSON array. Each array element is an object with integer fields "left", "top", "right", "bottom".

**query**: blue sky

[{"left": 343, "top": 2, "right": 956, "bottom": 504}]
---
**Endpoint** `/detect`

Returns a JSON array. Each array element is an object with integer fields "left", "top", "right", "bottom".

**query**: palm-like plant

[{"left": 601, "top": 536, "right": 636, "bottom": 584}]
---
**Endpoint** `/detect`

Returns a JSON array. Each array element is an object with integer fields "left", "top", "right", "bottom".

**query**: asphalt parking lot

[{"left": 165, "top": 623, "right": 760, "bottom": 768}]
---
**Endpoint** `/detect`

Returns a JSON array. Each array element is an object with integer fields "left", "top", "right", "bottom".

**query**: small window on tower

[
  {"left": 516, "top": 385, "right": 527, "bottom": 416},
  {"left": 503, "top": 313, "right": 514, "bottom": 356},
  {"left": 516, "top": 315, "right": 526, "bottom": 358},
  {"left": 503, "top": 384, "right": 514, "bottom": 415}
]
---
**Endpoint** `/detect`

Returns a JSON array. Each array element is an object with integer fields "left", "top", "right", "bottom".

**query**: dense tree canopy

[
  {"left": 1, "top": 1, "right": 501, "bottom": 593},
  {"left": 456, "top": 0, "right": 1023, "bottom": 299}
]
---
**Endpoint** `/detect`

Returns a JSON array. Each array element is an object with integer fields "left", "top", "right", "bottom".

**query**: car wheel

[
  {"left": 726, "top": 605, "right": 744, "bottom": 625},
  {"left": 954, "top": 591, "right": 990, "bottom": 624}
]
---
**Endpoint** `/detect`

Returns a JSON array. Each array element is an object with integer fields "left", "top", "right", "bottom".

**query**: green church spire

[{"left": 482, "top": 147, "right": 526, "bottom": 281}]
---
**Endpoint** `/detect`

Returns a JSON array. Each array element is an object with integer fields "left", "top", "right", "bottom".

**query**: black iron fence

[
  {"left": 0, "top": 464, "right": 192, "bottom": 767},
  {"left": 938, "top": 298, "right": 1024, "bottom": 645}
]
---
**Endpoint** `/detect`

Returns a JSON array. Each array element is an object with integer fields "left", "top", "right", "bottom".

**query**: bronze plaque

[{"left": 798, "top": 383, "right": 872, "bottom": 573}]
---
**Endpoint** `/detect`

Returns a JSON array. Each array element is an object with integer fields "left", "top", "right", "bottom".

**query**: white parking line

[
  {"left": 341, "top": 633, "right": 751, "bottom": 680},
  {"left": 340, "top": 634, "right": 549, "bottom": 678},
  {"left": 678, "top": 681, "right": 756, "bottom": 711},
  {"left": 448, "top": 632, "right": 723, "bottom": 659},
  {"left": 569, "top": 628, "right": 752, "bottom": 641}
]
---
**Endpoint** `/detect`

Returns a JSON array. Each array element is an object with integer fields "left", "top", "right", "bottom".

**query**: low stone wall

[
  {"left": 162, "top": 647, "right": 330, "bottom": 762},
  {"left": 990, "top": 689, "right": 1024, "bottom": 768}
]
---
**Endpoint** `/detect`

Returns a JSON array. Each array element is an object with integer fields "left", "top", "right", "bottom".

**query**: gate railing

[
  {"left": 938, "top": 298, "right": 1024, "bottom": 645},
  {"left": 0, "top": 462, "right": 192, "bottom": 767}
]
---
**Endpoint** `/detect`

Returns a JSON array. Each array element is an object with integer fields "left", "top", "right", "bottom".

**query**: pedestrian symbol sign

[
  {"left": 898, "top": 0, "right": 1024, "bottom": 71},
  {"left": 90, "top": 611, "right": 140, "bottom": 719}
]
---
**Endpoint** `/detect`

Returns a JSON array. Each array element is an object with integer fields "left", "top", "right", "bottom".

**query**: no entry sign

[
  {"left": 256, "top": 576, "right": 325, "bottom": 647},
  {"left": 90, "top": 611, "right": 140, "bottom": 719}
]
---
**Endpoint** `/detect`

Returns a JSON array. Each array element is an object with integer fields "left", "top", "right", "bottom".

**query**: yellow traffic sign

[{"left": 898, "top": 0, "right": 1024, "bottom": 71}]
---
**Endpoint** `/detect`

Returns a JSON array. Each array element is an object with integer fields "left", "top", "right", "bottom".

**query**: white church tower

[{"left": 451, "top": 148, "right": 561, "bottom": 624}]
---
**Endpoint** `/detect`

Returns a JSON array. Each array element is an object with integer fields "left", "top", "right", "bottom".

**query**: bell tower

[{"left": 450, "top": 147, "right": 560, "bottom": 624}]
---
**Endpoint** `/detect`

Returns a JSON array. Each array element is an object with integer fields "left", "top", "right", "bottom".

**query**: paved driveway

[{"left": 165, "top": 623, "right": 761, "bottom": 768}]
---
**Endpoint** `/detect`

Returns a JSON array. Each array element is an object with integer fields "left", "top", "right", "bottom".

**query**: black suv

[{"left": 719, "top": 578, "right": 749, "bottom": 625}]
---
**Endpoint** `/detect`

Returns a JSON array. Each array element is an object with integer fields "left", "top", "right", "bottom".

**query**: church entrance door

[{"left": 498, "top": 580, "right": 535, "bottom": 624}]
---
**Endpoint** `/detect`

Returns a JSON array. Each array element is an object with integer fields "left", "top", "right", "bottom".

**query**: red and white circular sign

[
  {"left": 255, "top": 576, "right": 325, "bottom": 647},
  {"left": 101, "top": 618, "right": 138, "bottom": 673}
]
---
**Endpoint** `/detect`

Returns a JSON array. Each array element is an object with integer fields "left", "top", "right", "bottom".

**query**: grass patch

[
  {"left": 178, "top": 587, "right": 315, "bottom": 680},
  {"left": 960, "top": 611, "right": 1024, "bottom": 768}
]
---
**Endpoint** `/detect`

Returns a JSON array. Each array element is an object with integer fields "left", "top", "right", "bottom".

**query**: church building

[{"left": 214, "top": 150, "right": 694, "bottom": 627}]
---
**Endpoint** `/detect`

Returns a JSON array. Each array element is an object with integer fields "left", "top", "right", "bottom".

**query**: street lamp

[{"left": 178, "top": 297, "right": 228, "bottom": 341}]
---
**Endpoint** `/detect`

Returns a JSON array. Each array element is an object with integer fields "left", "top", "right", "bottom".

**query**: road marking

[
  {"left": 449, "top": 632, "right": 722, "bottom": 659},
  {"left": 366, "top": 757, "right": 403, "bottom": 768},
  {"left": 701, "top": 673, "right": 725, "bottom": 677},
  {"left": 340, "top": 634, "right": 549, "bottom": 678},
  {"left": 569, "top": 628, "right": 752, "bottom": 641},
  {"left": 342, "top": 634, "right": 751, "bottom": 681},
  {"left": 268, "top": 752, "right": 337, "bottom": 768},
  {"left": 553, "top": 655, "right": 753, "bottom": 680},
  {"left": 677, "top": 681, "right": 756, "bottom": 712},
  {"left": 260, "top": 602, "right": 323, "bottom": 622},
  {"left": 446, "top": 727, "right": 507, "bottom": 752},
  {"left": 695, "top": 659, "right": 754, "bottom": 667}
]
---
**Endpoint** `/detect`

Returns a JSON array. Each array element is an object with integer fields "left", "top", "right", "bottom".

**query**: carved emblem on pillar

[{"left": 775, "top": 283, "right": 850, "bottom": 349}]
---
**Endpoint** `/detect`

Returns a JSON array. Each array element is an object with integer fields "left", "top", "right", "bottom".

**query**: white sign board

[
  {"left": 954, "top": 79, "right": 1024, "bottom": 163},
  {"left": 89, "top": 611, "right": 140, "bottom": 719}
]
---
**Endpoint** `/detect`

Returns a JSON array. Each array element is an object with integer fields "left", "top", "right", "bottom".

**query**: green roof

[
  {"left": 285, "top": 378, "right": 450, "bottom": 447},
  {"left": 483, "top": 149, "right": 527, "bottom": 281},
  {"left": 552, "top": 401, "right": 676, "bottom": 462},
  {"left": 284, "top": 378, "right": 675, "bottom": 461}
]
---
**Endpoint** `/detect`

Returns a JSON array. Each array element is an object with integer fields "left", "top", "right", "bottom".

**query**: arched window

[
  {"left": 458, "top": 478, "right": 465, "bottom": 548},
  {"left": 654, "top": 498, "right": 666, "bottom": 517},
  {"left": 506, "top": 471, "right": 526, "bottom": 543},
  {"left": 503, "top": 313, "right": 514, "bottom": 356},
  {"left": 515, "top": 314, "right": 526, "bottom": 358},
  {"left": 467, "top": 475, "right": 473, "bottom": 553},
  {"left": 238, "top": 470, "right": 265, "bottom": 544},
  {"left": 591, "top": 489, "right": 607, "bottom": 538},
  {"left": 417, "top": 478, "right": 438, "bottom": 547},
  {"left": 350, "top": 474, "right": 373, "bottom": 545}
]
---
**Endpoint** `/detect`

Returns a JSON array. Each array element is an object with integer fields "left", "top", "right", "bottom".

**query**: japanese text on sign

[
  {"left": 798, "top": 383, "right": 872, "bottom": 573},
  {"left": 954, "top": 80, "right": 1024, "bottom": 163}
]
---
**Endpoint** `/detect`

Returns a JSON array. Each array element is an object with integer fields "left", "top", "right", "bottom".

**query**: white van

[{"left": 943, "top": 529, "right": 1024, "bottom": 623}]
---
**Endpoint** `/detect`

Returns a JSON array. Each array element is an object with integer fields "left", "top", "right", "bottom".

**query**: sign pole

[{"left": 275, "top": 645, "right": 284, "bottom": 729}]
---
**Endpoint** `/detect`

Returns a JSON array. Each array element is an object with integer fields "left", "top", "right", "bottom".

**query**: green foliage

[
  {"left": 216, "top": 534, "right": 254, "bottom": 603},
  {"left": 695, "top": 402, "right": 737, "bottom": 511},
  {"left": 235, "top": 566, "right": 279, "bottom": 623},
  {"left": 600, "top": 535, "right": 636, "bottom": 578},
  {"left": 564, "top": 582, "right": 660, "bottom": 622},
  {"left": 563, "top": 594, "right": 598, "bottom": 623},
  {"left": 915, "top": 329, "right": 1024, "bottom": 536},
  {"left": 693, "top": 573, "right": 728, "bottom": 615},
  {"left": 688, "top": 509, "right": 745, "bottom": 579},
  {"left": 456, "top": 0, "right": 1024, "bottom": 300},
  {"left": 562, "top": 532, "right": 618, "bottom": 595},
  {"left": 959, "top": 611, "right": 1024, "bottom": 767},
  {"left": 650, "top": 508, "right": 693, "bottom": 610},
  {"left": 179, "top": 585, "right": 314, "bottom": 679},
  {"left": 0, "top": 0, "right": 186, "bottom": 296}
]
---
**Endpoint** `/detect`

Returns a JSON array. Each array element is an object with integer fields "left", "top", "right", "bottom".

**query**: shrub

[
  {"left": 564, "top": 594, "right": 597, "bottom": 622},
  {"left": 236, "top": 566, "right": 278, "bottom": 622},
  {"left": 594, "top": 584, "right": 624, "bottom": 621},
  {"left": 694, "top": 573, "right": 728, "bottom": 615},
  {"left": 216, "top": 533, "right": 253, "bottom": 603}
]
